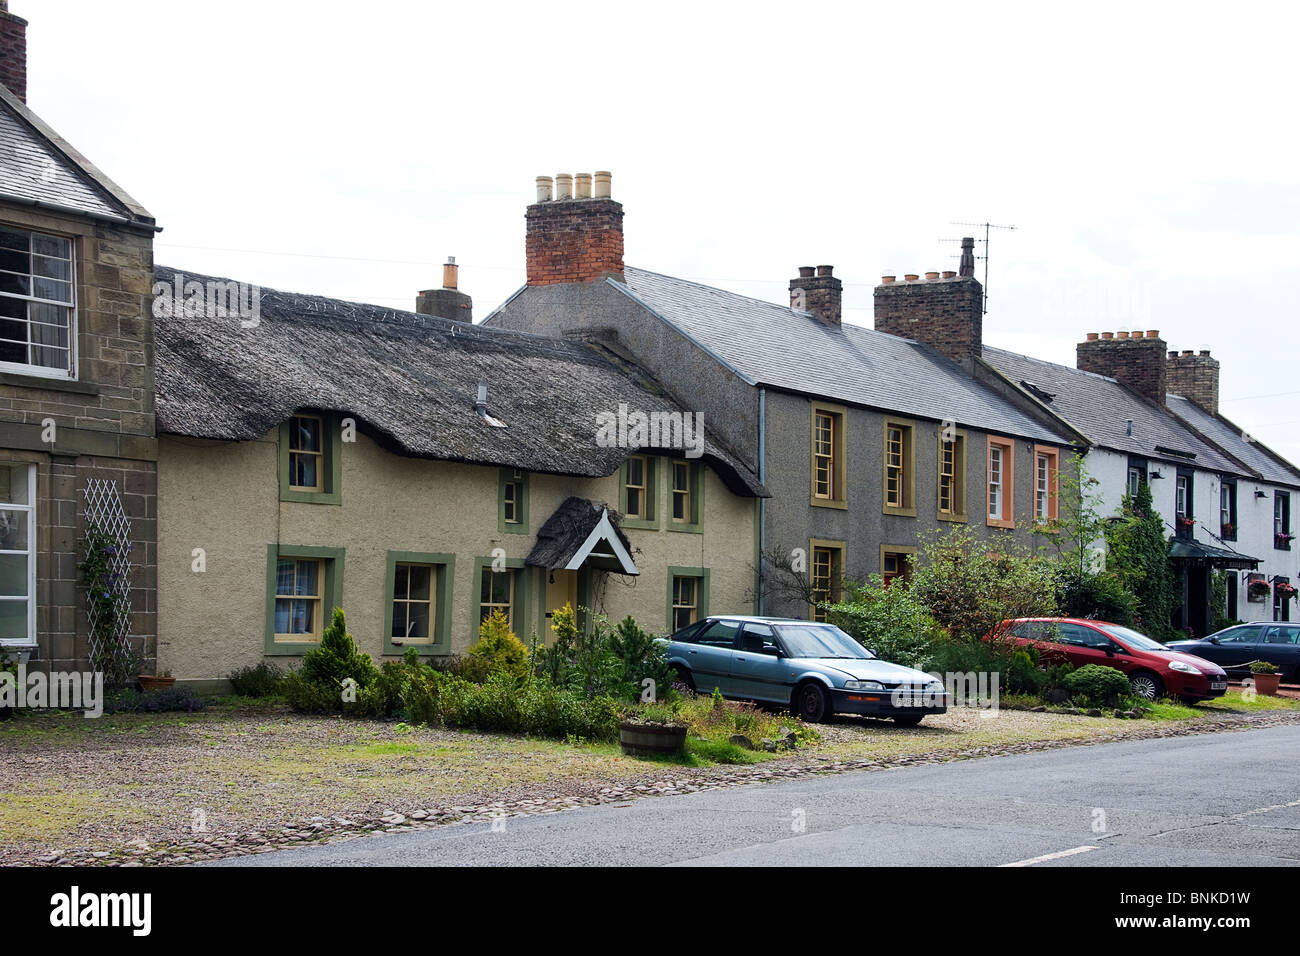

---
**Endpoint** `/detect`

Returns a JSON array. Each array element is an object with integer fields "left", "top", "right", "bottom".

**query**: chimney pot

[
  {"left": 593, "top": 170, "right": 611, "bottom": 199},
  {"left": 925, "top": 271, "right": 940, "bottom": 281},
  {"left": 1146, "top": 329, "right": 1160, "bottom": 338},
  {"left": 798, "top": 266, "right": 815, "bottom": 278},
  {"left": 942, "top": 270, "right": 956, "bottom": 279},
  {"left": 816, "top": 265, "right": 834, "bottom": 277},
  {"left": 881, "top": 275, "right": 896, "bottom": 284},
  {"left": 1169, "top": 350, "right": 1178, "bottom": 358},
  {"left": 535, "top": 176, "right": 553, "bottom": 203},
  {"left": 958, "top": 237, "right": 976, "bottom": 277},
  {"left": 1199, "top": 349, "right": 1210, "bottom": 356},
  {"left": 1086, "top": 332, "right": 1100, "bottom": 341},
  {"left": 1101, "top": 332, "right": 1115, "bottom": 340},
  {"left": 904, "top": 273, "right": 919, "bottom": 282},
  {"left": 555, "top": 173, "right": 573, "bottom": 201},
  {"left": 574, "top": 173, "right": 592, "bottom": 199},
  {"left": 1116, "top": 330, "right": 1130, "bottom": 340},
  {"left": 1182, "top": 349, "right": 1193, "bottom": 356}
]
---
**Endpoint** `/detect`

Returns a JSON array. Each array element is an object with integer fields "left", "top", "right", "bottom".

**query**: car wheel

[
  {"left": 893, "top": 714, "right": 924, "bottom": 727},
  {"left": 1129, "top": 671, "right": 1164, "bottom": 701},
  {"left": 794, "top": 682, "right": 831, "bottom": 723},
  {"left": 672, "top": 666, "right": 696, "bottom": 694}
]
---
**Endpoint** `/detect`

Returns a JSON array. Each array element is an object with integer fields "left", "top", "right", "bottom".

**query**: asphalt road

[{"left": 211, "top": 725, "right": 1300, "bottom": 866}]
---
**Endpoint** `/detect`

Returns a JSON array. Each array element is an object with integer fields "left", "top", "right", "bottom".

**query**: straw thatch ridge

[{"left": 152, "top": 265, "right": 765, "bottom": 496}]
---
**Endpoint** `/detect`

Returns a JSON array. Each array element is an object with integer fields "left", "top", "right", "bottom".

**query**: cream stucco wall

[{"left": 157, "top": 429, "right": 757, "bottom": 680}]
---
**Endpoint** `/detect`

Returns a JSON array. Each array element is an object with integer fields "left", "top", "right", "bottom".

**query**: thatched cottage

[{"left": 153, "top": 265, "right": 766, "bottom": 686}]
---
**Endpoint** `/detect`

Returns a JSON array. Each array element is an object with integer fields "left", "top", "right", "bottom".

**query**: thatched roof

[
  {"left": 153, "top": 266, "right": 765, "bottom": 496},
  {"left": 527, "top": 497, "right": 636, "bottom": 574}
]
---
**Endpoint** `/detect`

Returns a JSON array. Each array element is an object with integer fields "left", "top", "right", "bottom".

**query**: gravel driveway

[{"left": 2, "top": 696, "right": 1297, "bottom": 866}]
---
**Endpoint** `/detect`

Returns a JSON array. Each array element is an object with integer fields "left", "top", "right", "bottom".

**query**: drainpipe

[{"left": 757, "top": 387, "right": 767, "bottom": 616}]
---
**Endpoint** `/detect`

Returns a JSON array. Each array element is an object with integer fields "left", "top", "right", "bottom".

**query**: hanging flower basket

[
  {"left": 1275, "top": 532, "right": 1294, "bottom": 549},
  {"left": 1276, "top": 582, "right": 1297, "bottom": 599},
  {"left": 1220, "top": 522, "right": 1235, "bottom": 537},
  {"left": 1177, "top": 516, "right": 1195, "bottom": 529}
]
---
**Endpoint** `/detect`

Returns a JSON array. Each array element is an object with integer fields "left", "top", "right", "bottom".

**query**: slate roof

[
  {"left": 982, "top": 346, "right": 1246, "bottom": 475},
  {"left": 1166, "top": 394, "right": 1300, "bottom": 488},
  {"left": 615, "top": 267, "right": 1071, "bottom": 444},
  {"left": 153, "top": 265, "right": 765, "bottom": 497},
  {"left": 0, "top": 85, "right": 154, "bottom": 227}
]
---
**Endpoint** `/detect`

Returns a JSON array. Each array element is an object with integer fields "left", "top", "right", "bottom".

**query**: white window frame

[
  {"left": 0, "top": 227, "right": 77, "bottom": 380},
  {"left": 0, "top": 463, "right": 38, "bottom": 646},
  {"left": 1034, "top": 451, "right": 1050, "bottom": 522},
  {"left": 988, "top": 444, "right": 1004, "bottom": 520}
]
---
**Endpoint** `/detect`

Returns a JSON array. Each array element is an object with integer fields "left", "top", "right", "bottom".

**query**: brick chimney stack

[
  {"left": 1167, "top": 348, "right": 1220, "bottom": 414},
  {"left": 1076, "top": 329, "right": 1168, "bottom": 405},
  {"left": 525, "top": 171, "right": 624, "bottom": 286},
  {"left": 790, "top": 264, "right": 842, "bottom": 326},
  {"left": 874, "top": 266, "right": 984, "bottom": 369},
  {"left": 0, "top": 1, "right": 27, "bottom": 103},
  {"left": 416, "top": 256, "right": 473, "bottom": 322}
]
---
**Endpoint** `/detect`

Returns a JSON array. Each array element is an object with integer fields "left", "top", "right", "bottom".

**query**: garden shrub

[
  {"left": 926, "top": 635, "right": 1045, "bottom": 695},
  {"left": 826, "top": 574, "right": 943, "bottom": 670},
  {"left": 227, "top": 661, "right": 286, "bottom": 698},
  {"left": 283, "top": 608, "right": 379, "bottom": 713},
  {"left": 534, "top": 605, "right": 674, "bottom": 704},
  {"left": 1062, "top": 664, "right": 1131, "bottom": 708},
  {"left": 464, "top": 611, "right": 530, "bottom": 684},
  {"left": 1054, "top": 568, "right": 1138, "bottom": 627}
]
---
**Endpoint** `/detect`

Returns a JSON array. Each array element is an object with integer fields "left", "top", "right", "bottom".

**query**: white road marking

[{"left": 999, "top": 844, "right": 1100, "bottom": 867}]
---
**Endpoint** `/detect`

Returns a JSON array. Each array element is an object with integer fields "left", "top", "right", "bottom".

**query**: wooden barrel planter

[{"left": 619, "top": 720, "right": 687, "bottom": 757}]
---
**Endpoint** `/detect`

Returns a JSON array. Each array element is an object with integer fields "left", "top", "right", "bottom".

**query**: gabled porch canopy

[
  {"left": 1169, "top": 538, "right": 1259, "bottom": 571},
  {"left": 526, "top": 497, "right": 638, "bottom": 576}
]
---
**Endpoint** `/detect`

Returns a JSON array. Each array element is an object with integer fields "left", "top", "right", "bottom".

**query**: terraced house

[
  {"left": 986, "top": 334, "right": 1300, "bottom": 634},
  {"left": 153, "top": 264, "right": 765, "bottom": 686},
  {"left": 486, "top": 174, "right": 1082, "bottom": 618},
  {"left": 0, "top": 5, "right": 159, "bottom": 673}
]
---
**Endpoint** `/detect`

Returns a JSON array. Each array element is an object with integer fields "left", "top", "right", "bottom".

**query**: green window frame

[
  {"left": 264, "top": 544, "right": 345, "bottom": 656},
  {"left": 498, "top": 468, "right": 530, "bottom": 534},
  {"left": 667, "top": 458, "right": 704, "bottom": 533},
  {"left": 471, "top": 556, "right": 532, "bottom": 638},
  {"left": 620, "top": 455, "right": 659, "bottom": 529},
  {"left": 666, "top": 566, "right": 710, "bottom": 633},
  {"left": 278, "top": 412, "right": 342, "bottom": 504},
  {"left": 383, "top": 551, "right": 455, "bottom": 656}
]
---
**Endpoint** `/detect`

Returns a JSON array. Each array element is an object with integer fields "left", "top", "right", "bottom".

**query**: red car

[{"left": 1000, "top": 618, "right": 1229, "bottom": 704}]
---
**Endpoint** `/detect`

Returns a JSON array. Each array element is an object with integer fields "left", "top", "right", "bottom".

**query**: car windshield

[
  {"left": 774, "top": 624, "right": 874, "bottom": 659},
  {"left": 1099, "top": 624, "right": 1169, "bottom": 652}
]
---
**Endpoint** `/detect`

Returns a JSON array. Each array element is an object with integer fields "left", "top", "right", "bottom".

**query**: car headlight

[
  {"left": 844, "top": 680, "right": 884, "bottom": 690},
  {"left": 1168, "top": 660, "right": 1201, "bottom": 675}
]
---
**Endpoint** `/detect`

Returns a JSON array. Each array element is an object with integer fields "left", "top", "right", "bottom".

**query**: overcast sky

[{"left": 28, "top": 1, "right": 1300, "bottom": 462}]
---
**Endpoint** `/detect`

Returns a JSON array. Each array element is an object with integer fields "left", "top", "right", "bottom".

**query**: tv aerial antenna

[{"left": 941, "top": 221, "right": 1016, "bottom": 314}]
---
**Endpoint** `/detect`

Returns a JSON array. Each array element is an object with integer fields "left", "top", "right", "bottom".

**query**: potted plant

[
  {"left": 1275, "top": 532, "right": 1294, "bottom": 549},
  {"left": 138, "top": 669, "right": 175, "bottom": 692},
  {"left": 618, "top": 702, "right": 687, "bottom": 757},
  {"left": 1248, "top": 661, "right": 1281, "bottom": 696},
  {"left": 1248, "top": 578, "right": 1271, "bottom": 600},
  {"left": 1220, "top": 521, "right": 1235, "bottom": 539}
]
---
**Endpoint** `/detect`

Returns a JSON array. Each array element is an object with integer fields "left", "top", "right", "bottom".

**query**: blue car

[{"left": 665, "top": 615, "right": 949, "bottom": 724}]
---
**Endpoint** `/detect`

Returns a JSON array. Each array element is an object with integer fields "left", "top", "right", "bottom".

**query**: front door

[{"left": 542, "top": 569, "right": 578, "bottom": 643}]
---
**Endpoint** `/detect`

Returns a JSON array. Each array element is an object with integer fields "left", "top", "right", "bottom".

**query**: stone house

[{"left": 0, "top": 3, "right": 158, "bottom": 673}]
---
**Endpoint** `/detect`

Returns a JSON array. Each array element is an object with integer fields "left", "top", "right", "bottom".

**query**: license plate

[{"left": 1211, "top": 681, "right": 1227, "bottom": 691}]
